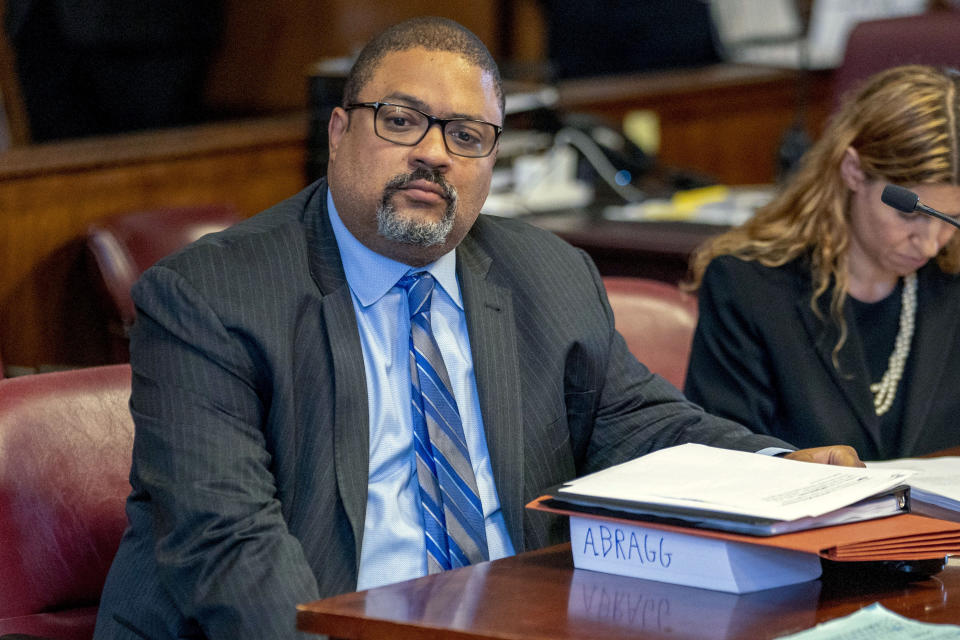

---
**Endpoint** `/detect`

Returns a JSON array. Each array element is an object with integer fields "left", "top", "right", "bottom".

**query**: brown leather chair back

[
  {"left": 603, "top": 277, "right": 698, "bottom": 389},
  {"left": 0, "top": 364, "right": 133, "bottom": 639},
  {"left": 833, "top": 10, "right": 960, "bottom": 108},
  {"left": 86, "top": 205, "right": 242, "bottom": 361}
]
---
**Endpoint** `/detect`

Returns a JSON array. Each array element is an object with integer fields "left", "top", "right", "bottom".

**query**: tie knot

[{"left": 397, "top": 272, "right": 436, "bottom": 319}]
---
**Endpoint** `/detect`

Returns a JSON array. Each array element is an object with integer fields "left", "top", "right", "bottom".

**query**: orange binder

[{"left": 527, "top": 495, "right": 960, "bottom": 562}]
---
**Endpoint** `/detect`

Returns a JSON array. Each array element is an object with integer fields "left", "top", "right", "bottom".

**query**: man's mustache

[{"left": 383, "top": 168, "right": 456, "bottom": 202}]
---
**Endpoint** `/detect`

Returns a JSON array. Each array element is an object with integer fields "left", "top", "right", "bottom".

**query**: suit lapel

[
  {"left": 302, "top": 196, "right": 530, "bottom": 558},
  {"left": 900, "top": 267, "right": 960, "bottom": 455},
  {"left": 305, "top": 183, "right": 370, "bottom": 566},
  {"left": 796, "top": 292, "right": 884, "bottom": 453},
  {"left": 456, "top": 233, "right": 525, "bottom": 551}
]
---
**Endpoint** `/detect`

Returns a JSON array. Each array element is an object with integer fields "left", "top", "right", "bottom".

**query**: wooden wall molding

[{"left": 0, "top": 113, "right": 309, "bottom": 368}]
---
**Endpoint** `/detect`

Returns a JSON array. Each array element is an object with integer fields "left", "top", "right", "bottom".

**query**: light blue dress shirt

[{"left": 326, "top": 192, "right": 515, "bottom": 590}]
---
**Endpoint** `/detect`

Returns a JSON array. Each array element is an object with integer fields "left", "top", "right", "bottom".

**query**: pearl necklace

[{"left": 869, "top": 272, "right": 917, "bottom": 416}]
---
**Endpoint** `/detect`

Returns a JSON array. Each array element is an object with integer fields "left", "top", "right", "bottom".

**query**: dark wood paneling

[
  {"left": 203, "top": 0, "right": 514, "bottom": 117},
  {"left": 0, "top": 114, "right": 308, "bottom": 368}
]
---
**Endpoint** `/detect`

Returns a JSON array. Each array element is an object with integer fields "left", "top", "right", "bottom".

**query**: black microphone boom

[{"left": 881, "top": 184, "right": 960, "bottom": 231}]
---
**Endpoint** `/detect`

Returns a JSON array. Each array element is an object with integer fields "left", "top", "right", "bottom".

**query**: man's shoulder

[
  {"left": 469, "top": 214, "right": 582, "bottom": 258},
  {"left": 156, "top": 180, "right": 326, "bottom": 272},
  {"left": 464, "top": 214, "right": 603, "bottom": 302}
]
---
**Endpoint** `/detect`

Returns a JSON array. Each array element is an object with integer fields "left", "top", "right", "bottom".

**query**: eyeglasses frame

[{"left": 344, "top": 101, "right": 503, "bottom": 158}]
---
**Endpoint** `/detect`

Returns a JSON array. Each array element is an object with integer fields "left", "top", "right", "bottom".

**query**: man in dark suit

[{"left": 94, "top": 16, "right": 861, "bottom": 640}]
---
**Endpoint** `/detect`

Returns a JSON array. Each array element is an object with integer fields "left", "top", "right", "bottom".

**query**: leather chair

[
  {"left": 86, "top": 205, "right": 242, "bottom": 362},
  {"left": 832, "top": 9, "right": 960, "bottom": 107},
  {"left": 0, "top": 364, "right": 133, "bottom": 640},
  {"left": 603, "top": 277, "right": 698, "bottom": 389}
]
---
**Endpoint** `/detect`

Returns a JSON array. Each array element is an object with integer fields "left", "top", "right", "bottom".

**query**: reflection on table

[{"left": 297, "top": 543, "right": 960, "bottom": 639}]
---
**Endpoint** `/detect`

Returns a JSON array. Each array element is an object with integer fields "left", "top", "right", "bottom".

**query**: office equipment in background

[
  {"left": 710, "top": 0, "right": 928, "bottom": 69},
  {"left": 602, "top": 184, "right": 775, "bottom": 225},
  {"left": 485, "top": 111, "right": 715, "bottom": 218}
]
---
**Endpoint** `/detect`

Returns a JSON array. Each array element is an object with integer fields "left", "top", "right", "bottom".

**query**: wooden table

[{"left": 297, "top": 544, "right": 960, "bottom": 639}]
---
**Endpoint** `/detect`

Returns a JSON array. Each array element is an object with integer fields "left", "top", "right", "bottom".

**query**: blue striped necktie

[{"left": 397, "top": 272, "right": 488, "bottom": 572}]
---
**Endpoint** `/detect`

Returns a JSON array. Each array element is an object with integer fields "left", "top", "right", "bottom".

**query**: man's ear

[
  {"left": 327, "top": 107, "right": 349, "bottom": 160},
  {"left": 839, "top": 146, "right": 866, "bottom": 192}
]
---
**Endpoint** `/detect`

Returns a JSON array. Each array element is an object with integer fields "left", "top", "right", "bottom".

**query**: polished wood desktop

[
  {"left": 297, "top": 543, "right": 960, "bottom": 639},
  {"left": 300, "top": 447, "right": 960, "bottom": 638}
]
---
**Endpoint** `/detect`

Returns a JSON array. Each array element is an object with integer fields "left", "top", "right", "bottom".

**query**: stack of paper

[
  {"left": 548, "top": 444, "right": 916, "bottom": 535},
  {"left": 527, "top": 444, "right": 960, "bottom": 593},
  {"left": 867, "top": 457, "right": 960, "bottom": 517}
]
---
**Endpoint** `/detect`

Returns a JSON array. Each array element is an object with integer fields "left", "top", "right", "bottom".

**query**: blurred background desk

[
  {"left": 527, "top": 211, "right": 725, "bottom": 283},
  {"left": 557, "top": 64, "right": 832, "bottom": 186},
  {"left": 297, "top": 543, "right": 960, "bottom": 639}
]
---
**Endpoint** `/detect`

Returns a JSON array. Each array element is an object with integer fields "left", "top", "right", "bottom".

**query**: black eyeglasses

[{"left": 345, "top": 101, "right": 502, "bottom": 158}]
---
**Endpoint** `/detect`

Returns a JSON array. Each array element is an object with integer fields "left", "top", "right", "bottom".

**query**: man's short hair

[{"left": 342, "top": 16, "right": 505, "bottom": 118}]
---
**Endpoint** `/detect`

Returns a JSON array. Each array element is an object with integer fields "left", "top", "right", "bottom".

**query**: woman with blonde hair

[{"left": 684, "top": 65, "right": 960, "bottom": 460}]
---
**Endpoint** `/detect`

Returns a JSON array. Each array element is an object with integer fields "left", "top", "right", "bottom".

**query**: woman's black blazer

[{"left": 685, "top": 255, "right": 960, "bottom": 460}]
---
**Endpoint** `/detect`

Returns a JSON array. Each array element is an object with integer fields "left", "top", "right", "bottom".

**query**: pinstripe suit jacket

[{"left": 95, "top": 179, "right": 791, "bottom": 640}]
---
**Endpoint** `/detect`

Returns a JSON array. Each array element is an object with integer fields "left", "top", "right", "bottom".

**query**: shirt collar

[{"left": 326, "top": 189, "right": 462, "bottom": 309}]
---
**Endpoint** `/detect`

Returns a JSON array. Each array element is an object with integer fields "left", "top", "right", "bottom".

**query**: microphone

[{"left": 881, "top": 184, "right": 960, "bottom": 231}]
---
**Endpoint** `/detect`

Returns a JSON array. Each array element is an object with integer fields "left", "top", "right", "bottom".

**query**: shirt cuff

[{"left": 756, "top": 447, "right": 795, "bottom": 457}]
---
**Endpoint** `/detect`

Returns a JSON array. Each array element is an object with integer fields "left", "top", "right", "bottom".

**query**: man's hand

[{"left": 784, "top": 445, "right": 864, "bottom": 467}]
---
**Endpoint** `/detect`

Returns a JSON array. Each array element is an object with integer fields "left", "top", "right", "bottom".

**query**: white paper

[
  {"left": 559, "top": 444, "right": 913, "bottom": 522},
  {"left": 867, "top": 457, "right": 960, "bottom": 510},
  {"left": 568, "top": 515, "right": 822, "bottom": 593},
  {"left": 777, "top": 602, "right": 960, "bottom": 639}
]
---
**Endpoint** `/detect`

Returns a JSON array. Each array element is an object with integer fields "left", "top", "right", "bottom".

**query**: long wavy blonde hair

[{"left": 687, "top": 65, "right": 960, "bottom": 361}]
